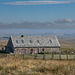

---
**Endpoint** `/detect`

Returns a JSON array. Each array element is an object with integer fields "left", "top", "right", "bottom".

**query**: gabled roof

[{"left": 10, "top": 36, "right": 60, "bottom": 48}]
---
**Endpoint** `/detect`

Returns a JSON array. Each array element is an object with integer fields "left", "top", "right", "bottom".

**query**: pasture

[{"left": 0, "top": 54, "right": 75, "bottom": 75}]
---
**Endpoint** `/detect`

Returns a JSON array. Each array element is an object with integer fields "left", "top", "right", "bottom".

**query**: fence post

[
  {"left": 6, "top": 54, "right": 7, "bottom": 57},
  {"left": 14, "top": 53, "right": 16, "bottom": 56},
  {"left": 23, "top": 54, "right": 24, "bottom": 59},
  {"left": 51, "top": 52, "right": 54, "bottom": 60},
  {"left": 59, "top": 53, "right": 61, "bottom": 60},
  {"left": 74, "top": 56, "right": 75, "bottom": 60},
  {"left": 34, "top": 54, "right": 37, "bottom": 59},
  {"left": 66, "top": 54, "right": 68, "bottom": 60},
  {"left": 43, "top": 53, "right": 45, "bottom": 59}
]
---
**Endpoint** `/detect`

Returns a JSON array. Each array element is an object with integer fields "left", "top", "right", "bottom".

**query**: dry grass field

[
  {"left": 0, "top": 40, "right": 7, "bottom": 50},
  {"left": 0, "top": 55, "right": 75, "bottom": 75},
  {"left": 0, "top": 39, "right": 75, "bottom": 75},
  {"left": 59, "top": 38, "right": 75, "bottom": 49}
]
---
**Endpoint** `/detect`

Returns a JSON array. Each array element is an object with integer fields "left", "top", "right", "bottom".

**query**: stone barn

[{"left": 6, "top": 35, "right": 60, "bottom": 54}]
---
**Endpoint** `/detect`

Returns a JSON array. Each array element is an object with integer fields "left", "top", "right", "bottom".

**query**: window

[
  {"left": 16, "top": 40, "right": 18, "bottom": 43},
  {"left": 30, "top": 49, "right": 33, "bottom": 54},
  {"left": 21, "top": 40, "right": 24, "bottom": 43},
  {"left": 30, "top": 40, "right": 32, "bottom": 43},
  {"left": 37, "top": 40, "right": 39, "bottom": 43},
  {"left": 42, "top": 48, "right": 44, "bottom": 51},
  {"left": 50, "top": 40, "right": 52, "bottom": 43}
]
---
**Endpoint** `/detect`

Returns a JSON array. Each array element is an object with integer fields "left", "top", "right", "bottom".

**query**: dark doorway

[
  {"left": 37, "top": 48, "right": 39, "bottom": 53},
  {"left": 42, "top": 48, "right": 44, "bottom": 51},
  {"left": 30, "top": 49, "right": 33, "bottom": 54}
]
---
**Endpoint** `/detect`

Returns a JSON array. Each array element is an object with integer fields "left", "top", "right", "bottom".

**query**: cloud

[
  {"left": 55, "top": 18, "right": 73, "bottom": 24},
  {"left": 0, "top": 18, "right": 75, "bottom": 29},
  {"left": 0, "top": 21, "right": 54, "bottom": 29},
  {"left": 2, "top": 1, "right": 71, "bottom": 5},
  {"left": 66, "top": 18, "right": 72, "bottom": 23}
]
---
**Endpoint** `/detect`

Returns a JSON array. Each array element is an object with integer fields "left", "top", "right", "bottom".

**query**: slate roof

[{"left": 10, "top": 36, "right": 60, "bottom": 48}]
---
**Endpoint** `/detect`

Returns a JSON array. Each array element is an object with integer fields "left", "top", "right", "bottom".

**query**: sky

[{"left": 0, "top": 0, "right": 75, "bottom": 29}]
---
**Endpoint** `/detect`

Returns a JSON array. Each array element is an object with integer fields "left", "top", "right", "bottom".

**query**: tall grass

[{"left": 0, "top": 55, "right": 75, "bottom": 75}]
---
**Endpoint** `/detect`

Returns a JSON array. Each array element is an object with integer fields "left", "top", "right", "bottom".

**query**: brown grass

[
  {"left": 0, "top": 40, "right": 7, "bottom": 46},
  {"left": 59, "top": 38, "right": 75, "bottom": 49},
  {"left": 0, "top": 40, "right": 8, "bottom": 50},
  {"left": 0, "top": 55, "right": 75, "bottom": 75}
]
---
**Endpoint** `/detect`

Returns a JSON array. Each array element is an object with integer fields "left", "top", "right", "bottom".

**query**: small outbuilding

[{"left": 6, "top": 35, "right": 60, "bottom": 54}]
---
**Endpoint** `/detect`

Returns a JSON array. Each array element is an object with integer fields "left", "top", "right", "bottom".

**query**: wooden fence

[
  {"left": 0, "top": 53, "right": 75, "bottom": 60},
  {"left": 34, "top": 53, "right": 75, "bottom": 60}
]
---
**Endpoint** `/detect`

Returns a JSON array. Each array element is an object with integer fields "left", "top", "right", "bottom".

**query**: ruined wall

[{"left": 14, "top": 47, "right": 60, "bottom": 54}]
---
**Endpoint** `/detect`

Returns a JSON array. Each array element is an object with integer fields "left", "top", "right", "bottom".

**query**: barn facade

[{"left": 6, "top": 35, "right": 60, "bottom": 54}]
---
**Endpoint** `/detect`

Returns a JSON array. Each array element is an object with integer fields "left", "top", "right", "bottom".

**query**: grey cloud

[
  {"left": 55, "top": 18, "right": 74, "bottom": 24},
  {"left": 0, "top": 21, "right": 54, "bottom": 29},
  {"left": 0, "top": 19, "right": 75, "bottom": 29},
  {"left": 2, "top": 1, "right": 71, "bottom": 5}
]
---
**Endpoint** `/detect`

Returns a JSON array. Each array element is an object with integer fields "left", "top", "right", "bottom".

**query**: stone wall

[{"left": 14, "top": 47, "right": 60, "bottom": 54}]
